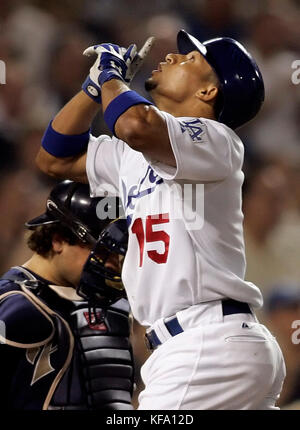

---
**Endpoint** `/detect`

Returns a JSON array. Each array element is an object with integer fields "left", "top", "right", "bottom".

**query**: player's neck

[
  {"left": 154, "top": 94, "right": 216, "bottom": 119},
  {"left": 23, "top": 254, "right": 67, "bottom": 287}
]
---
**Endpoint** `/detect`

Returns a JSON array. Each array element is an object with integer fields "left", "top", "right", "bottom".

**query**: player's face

[
  {"left": 58, "top": 242, "right": 92, "bottom": 287},
  {"left": 145, "top": 50, "right": 214, "bottom": 102},
  {"left": 58, "top": 242, "right": 123, "bottom": 288}
]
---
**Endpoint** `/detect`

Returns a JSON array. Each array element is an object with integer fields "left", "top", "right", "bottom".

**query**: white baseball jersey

[{"left": 86, "top": 112, "right": 263, "bottom": 327}]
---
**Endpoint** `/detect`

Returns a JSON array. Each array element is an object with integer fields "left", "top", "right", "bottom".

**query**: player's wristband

[
  {"left": 82, "top": 76, "right": 102, "bottom": 104},
  {"left": 42, "top": 120, "right": 90, "bottom": 157},
  {"left": 104, "top": 90, "right": 153, "bottom": 136}
]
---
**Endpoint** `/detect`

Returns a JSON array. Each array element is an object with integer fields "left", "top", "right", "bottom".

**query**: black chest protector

[
  {"left": 50, "top": 300, "right": 134, "bottom": 410},
  {"left": 0, "top": 267, "right": 134, "bottom": 410}
]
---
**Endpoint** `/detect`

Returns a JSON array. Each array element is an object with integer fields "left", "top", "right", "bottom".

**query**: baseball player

[
  {"left": 36, "top": 30, "right": 286, "bottom": 409},
  {"left": 0, "top": 180, "right": 134, "bottom": 410}
]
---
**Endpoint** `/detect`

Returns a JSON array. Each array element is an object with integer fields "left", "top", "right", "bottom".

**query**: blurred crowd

[{"left": 0, "top": 0, "right": 299, "bottom": 409}]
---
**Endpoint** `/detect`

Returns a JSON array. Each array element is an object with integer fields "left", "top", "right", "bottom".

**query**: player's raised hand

[
  {"left": 81, "top": 43, "right": 128, "bottom": 103},
  {"left": 126, "top": 36, "right": 155, "bottom": 82},
  {"left": 81, "top": 38, "right": 155, "bottom": 104},
  {"left": 84, "top": 43, "right": 135, "bottom": 83}
]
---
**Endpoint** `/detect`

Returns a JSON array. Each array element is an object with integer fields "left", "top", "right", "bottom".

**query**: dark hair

[{"left": 27, "top": 224, "right": 83, "bottom": 258}]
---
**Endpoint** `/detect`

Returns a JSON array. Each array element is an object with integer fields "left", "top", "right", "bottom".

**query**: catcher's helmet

[
  {"left": 177, "top": 30, "right": 265, "bottom": 129},
  {"left": 25, "top": 180, "right": 123, "bottom": 246},
  {"left": 26, "top": 180, "right": 128, "bottom": 304}
]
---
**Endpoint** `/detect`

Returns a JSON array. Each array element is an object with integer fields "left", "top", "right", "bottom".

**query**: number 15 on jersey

[{"left": 131, "top": 213, "right": 170, "bottom": 266}]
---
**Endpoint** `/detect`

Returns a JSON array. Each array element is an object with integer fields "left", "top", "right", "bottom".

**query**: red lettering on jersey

[
  {"left": 132, "top": 217, "right": 145, "bottom": 267},
  {"left": 146, "top": 214, "right": 170, "bottom": 264},
  {"left": 132, "top": 213, "right": 170, "bottom": 266}
]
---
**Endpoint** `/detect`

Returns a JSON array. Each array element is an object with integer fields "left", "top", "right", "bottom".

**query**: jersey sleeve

[
  {"left": 145, "top": 112, "right": 233, "bottom": 182},
  {"left": 86, "top": 134, "right": 125, "bottom": 197}
]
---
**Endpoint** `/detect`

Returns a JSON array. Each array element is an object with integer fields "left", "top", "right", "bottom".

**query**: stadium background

[{"left": 0, "top": 0, "right": 299, "bottom": 409}]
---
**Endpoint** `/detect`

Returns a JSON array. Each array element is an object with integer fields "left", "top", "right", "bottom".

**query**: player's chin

[{"left": 144, "top": 77, "right": 158, "bottom": 92}]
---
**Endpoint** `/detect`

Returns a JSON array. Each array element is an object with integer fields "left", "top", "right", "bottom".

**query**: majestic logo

[{"left": 26, "top": 343, "right": 58, "bottom": 386}]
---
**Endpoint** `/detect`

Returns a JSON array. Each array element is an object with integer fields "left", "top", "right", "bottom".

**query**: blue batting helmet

[{"left": 177, "top": 30, "right": 265, "bottom": 129}]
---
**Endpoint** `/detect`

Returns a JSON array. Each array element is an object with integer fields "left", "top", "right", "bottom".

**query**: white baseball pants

[{"left": 138, "top": 303, "right": 286, "bottom": 410}]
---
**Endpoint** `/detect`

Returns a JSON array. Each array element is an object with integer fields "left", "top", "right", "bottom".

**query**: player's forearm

[
  {"left": 35, "top": 91, "right": 96, "bottom": 181},
  {"left": 101, "top": 79, "right": 130, "bottom": 112},
  {"left": 101, "top": 79, "right": 174, "bottom": 165},
  {"left": 101, "top": 79, "right": 154, "bottom": 144},
  {"left": 52, "top": 90, "right": 100, "bottom": 135}
]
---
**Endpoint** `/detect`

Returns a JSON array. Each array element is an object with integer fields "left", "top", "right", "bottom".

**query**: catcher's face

[
  {"left": 51, "top": 241, "right": 91, "bottom": 287},
  {"left": 145, "top": 50, "right": 216, "bottom": 103},
  {"left": 54, "top": 241, "right": 122, "bottom": 288}
]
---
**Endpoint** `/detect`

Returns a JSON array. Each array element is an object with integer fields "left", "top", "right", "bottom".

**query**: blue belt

[{"left": 145, "top": 299, "right": 251, "bottom": 350}]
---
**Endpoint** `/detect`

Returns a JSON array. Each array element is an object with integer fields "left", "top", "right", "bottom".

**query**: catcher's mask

[{"left": 77, "top": 218, "right": 129, "bottom": 305}]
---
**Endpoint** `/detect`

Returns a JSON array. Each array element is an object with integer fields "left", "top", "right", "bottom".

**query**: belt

[{"left": 145, "top": 299, "right": 251, "bottom": 350}]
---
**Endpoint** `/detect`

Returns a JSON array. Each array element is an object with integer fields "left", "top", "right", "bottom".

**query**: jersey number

[{"left": 131, "top": 213, "right": 170, "bottom": 266}]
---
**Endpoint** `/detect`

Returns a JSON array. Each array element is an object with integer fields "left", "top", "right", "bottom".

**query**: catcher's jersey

[{"left": 86, "top": 112, "right": 263, "bottom": 327}]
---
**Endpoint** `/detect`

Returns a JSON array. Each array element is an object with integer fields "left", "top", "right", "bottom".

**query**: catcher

[{"left": 0, "top": 180, "right": 134, "bottom": 410}]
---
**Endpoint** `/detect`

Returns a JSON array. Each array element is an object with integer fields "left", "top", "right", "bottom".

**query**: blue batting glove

[
  {"left": 82, "top": 38, "right": 155, "bottom": 103},
  {"left": 82, "top": 43, "right": 137, "bottom": 103}
]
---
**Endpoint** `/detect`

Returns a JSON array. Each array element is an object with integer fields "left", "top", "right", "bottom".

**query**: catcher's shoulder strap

[{"left": 0, "top": 267, "right": 55, "bottom": 348}]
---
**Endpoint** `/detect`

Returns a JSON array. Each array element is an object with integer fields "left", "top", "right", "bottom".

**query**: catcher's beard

[{"left": 144, "top": 78, "right": 158, "bottom": 92}]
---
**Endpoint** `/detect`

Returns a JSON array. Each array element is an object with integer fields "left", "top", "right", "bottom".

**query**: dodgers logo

[
  {"left": 121, "top": 165, "right": 163, "bottom": 225},
  {"left": 179, "top": 119, "right": 204, "bottom": 142}
]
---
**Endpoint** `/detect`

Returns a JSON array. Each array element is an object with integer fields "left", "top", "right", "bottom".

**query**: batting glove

[
  {"left": 82, "top": 38, "right": 155, "bottom": 104},
  {"left": 82, "top": 43, "right": 137, "bottom": 103}
]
